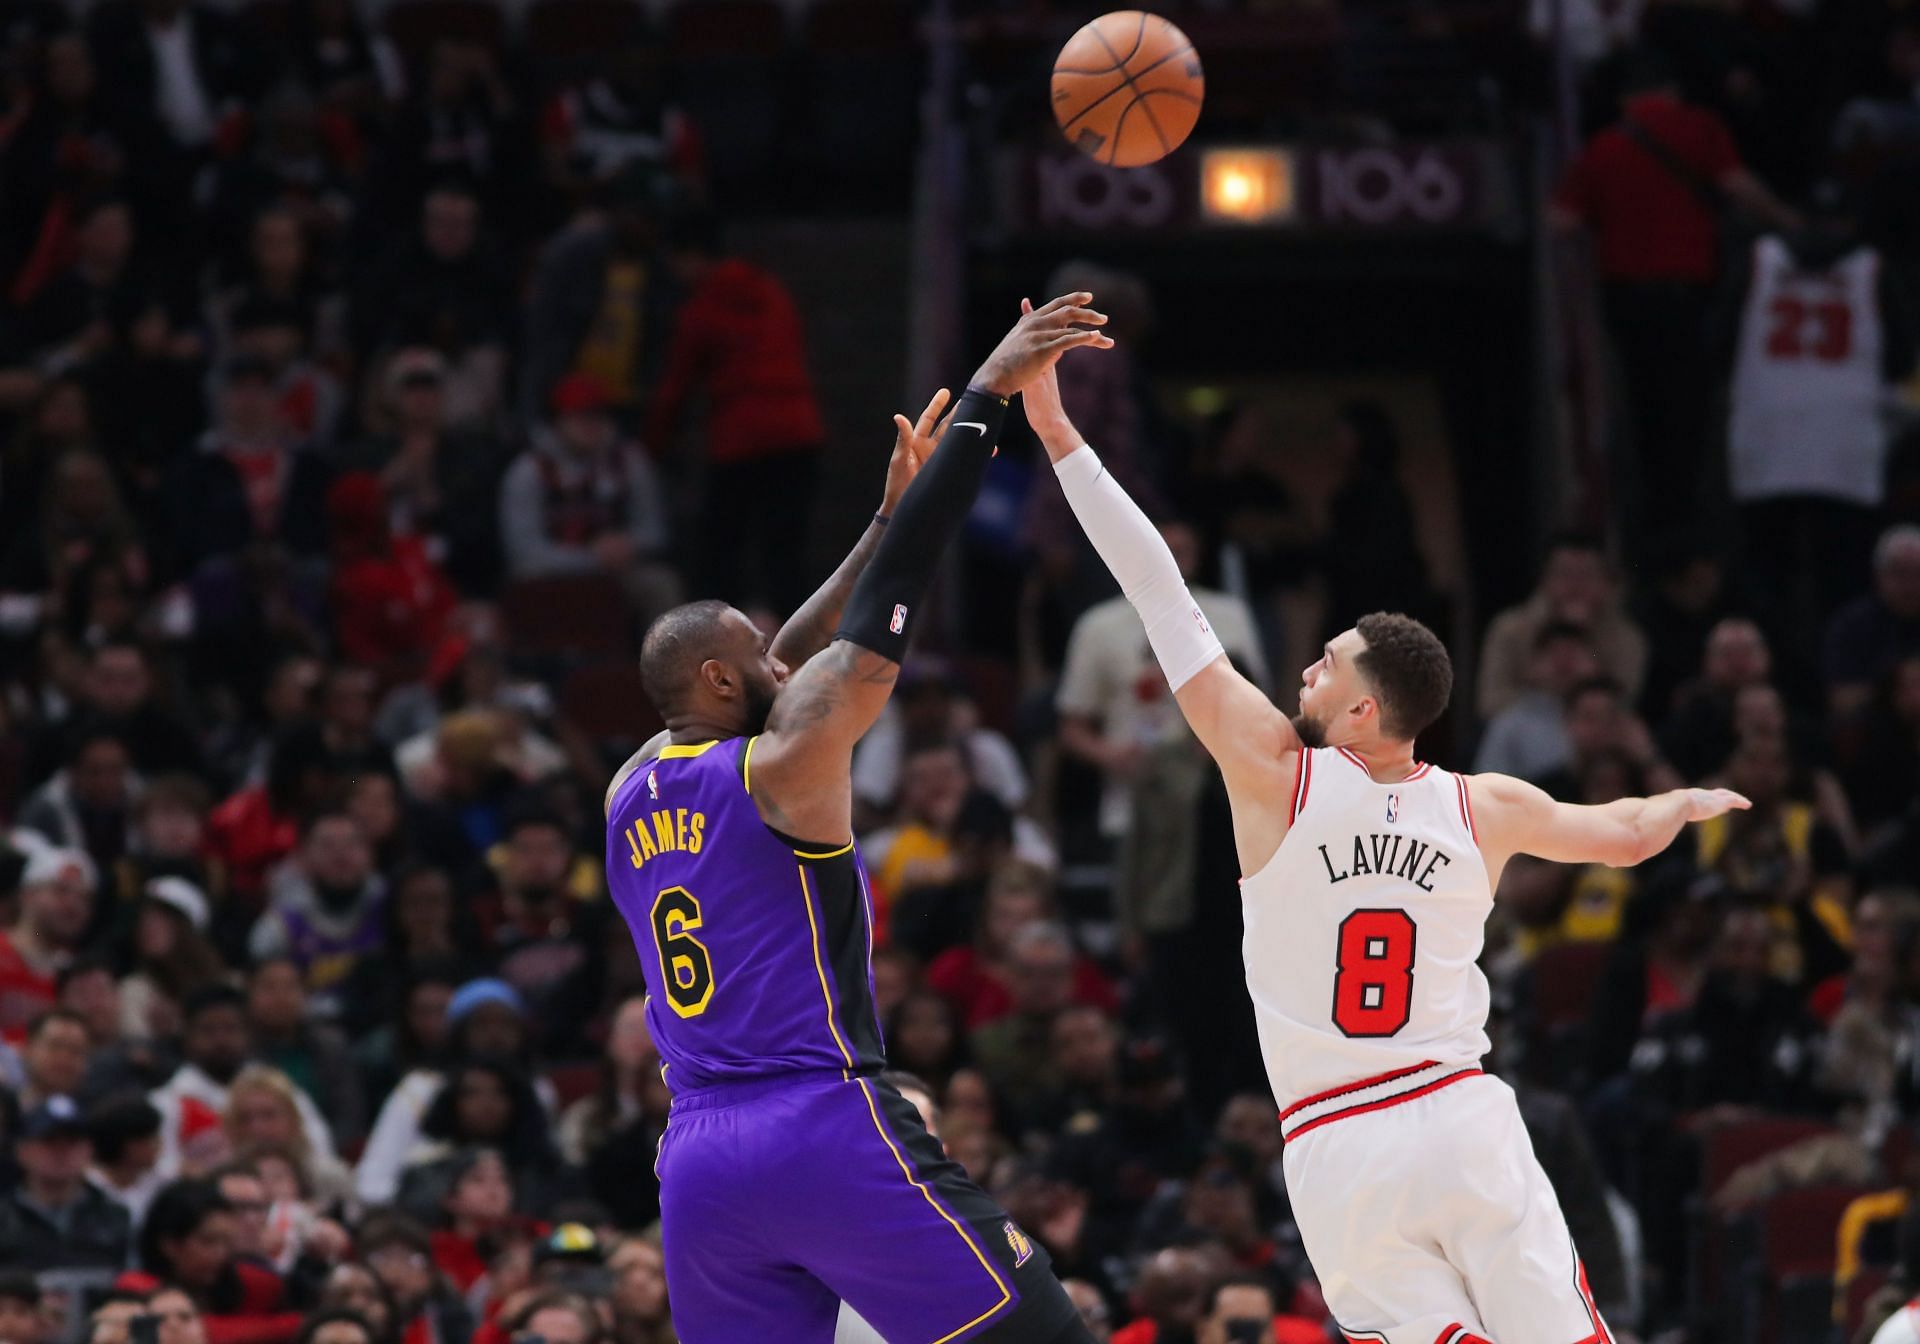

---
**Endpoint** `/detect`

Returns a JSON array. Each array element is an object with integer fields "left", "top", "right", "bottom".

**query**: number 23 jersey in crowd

[
  {"left": 605, "top": 736, "right": 885, "bottom": 1091},
  {"left": 1241, "top": 746, "right": 1492, "bottom": 1135}
]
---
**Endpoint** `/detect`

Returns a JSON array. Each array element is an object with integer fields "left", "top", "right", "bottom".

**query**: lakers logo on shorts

[{"left": 1003, "top": 1220, "right": 1034, "bottom": 1267}]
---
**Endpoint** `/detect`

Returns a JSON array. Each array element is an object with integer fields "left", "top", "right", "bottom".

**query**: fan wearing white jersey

[{"left": 1018, "top": 304, "right": 1748, "bottom": 1344}]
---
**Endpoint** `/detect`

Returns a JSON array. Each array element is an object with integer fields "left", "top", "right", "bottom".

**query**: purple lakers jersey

[{"left": 605, "top": 736, "right": 885, "bottom": 1091}]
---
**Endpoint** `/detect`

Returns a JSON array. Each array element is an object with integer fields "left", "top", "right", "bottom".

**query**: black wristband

[{"left": 837, "top": 387, "right": 1007, "bottom": 661}]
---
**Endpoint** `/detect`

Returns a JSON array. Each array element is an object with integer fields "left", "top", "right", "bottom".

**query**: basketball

[{"left": 1051, "top": 10, "right": 1204, "bottom": 168}]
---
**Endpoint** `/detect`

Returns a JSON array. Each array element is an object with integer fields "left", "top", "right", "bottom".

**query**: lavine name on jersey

[{"left": 1317, "top": 833, "right": 1454, "bottom": 892}]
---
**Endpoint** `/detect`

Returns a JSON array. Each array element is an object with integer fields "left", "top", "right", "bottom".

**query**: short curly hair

[{"left": 1354, "top": 612, "right": 1453, "bottom": 741}]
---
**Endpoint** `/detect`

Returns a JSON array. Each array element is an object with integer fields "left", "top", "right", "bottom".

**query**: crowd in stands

[{"left": 0, "top": 1, "right": 1918, "bottom": 1344}]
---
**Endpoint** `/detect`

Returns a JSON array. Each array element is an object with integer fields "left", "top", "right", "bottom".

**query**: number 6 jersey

[
  {"left": 606, "top": 736, "right": 886, "bottom": 1092},
  {"left": 1241, "top": 746, "right": 1491, "bottom": 1132}
]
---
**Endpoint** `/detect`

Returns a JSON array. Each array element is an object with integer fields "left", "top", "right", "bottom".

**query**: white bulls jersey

[
  {"left": 1242, "top": 745, "right": 1491, "bottom": 1127},
  {"left": 1729, "top": 234, "right": 1887, "bottom": 507},
  {"left": 1243, "top": 748, "right": 1613, "bottom": 1344}
]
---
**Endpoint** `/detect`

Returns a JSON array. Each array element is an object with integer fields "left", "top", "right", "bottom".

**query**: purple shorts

[{"left": 657, "top": 1072, "right": 1074, "bottom": 1343}]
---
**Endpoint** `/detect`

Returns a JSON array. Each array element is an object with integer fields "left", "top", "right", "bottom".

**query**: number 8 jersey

[
  {"left": 1241, "top": 746, "right": 1491, "bottom": 1135},
  {"left": 606, "top": 736, "right": 886, "bottom": 1092}
]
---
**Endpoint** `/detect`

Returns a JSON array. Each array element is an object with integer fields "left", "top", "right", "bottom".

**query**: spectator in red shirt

[
  {"left": 142, "top": 1179, "right": 304, "bottom": 1344},
  {"left": 325, "top": 472, "right": 461, "bottom": 685},
  {"left": 1552, "top": 54, "right": 1799, "bottom": 548},
  {"left": 0, "top": 846, "right": 96, "bottom": 1043},
  {"left": 648, "top": 205, "right": 827, "bottom": 614},
  {"left": 427, "top": 1147, "right": 528, "bottom": 1294}
]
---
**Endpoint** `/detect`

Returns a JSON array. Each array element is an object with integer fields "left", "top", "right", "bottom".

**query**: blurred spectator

[
  {"left": 1659, "top": 616, "right": 1773, "bottom": 779},
  {"left": 1472, "top": 622, "right": 1601, "bottom": 781},
  {"left": 402, "top": 1060, "right": 570, "bottom": 1218},
  {"left": 222, "top": 1067, "right": 353, "bottom": 1211},
  {"left": 0, "top": 845, "right": 96, "bottom": 1042},
  {"left": 1320, "top": 400, "right": 1441, "bottom": 640},
  {"left": 1479, "top": 533, "right": 1647, "bottom": 718},
  {"left": 206, "top": 724, "right": 337, "bottom": 908},
  {"left": 356, "top": 978, "right": 538, "bottom": 1207},
  {"left": 557, "top": 999, "right": 666, "bottom": 1230},
  {"left": 1827, "top": 526, "right": 1920, "bottom": 717},
  {"left": 148, "top": 1286, "right": 213, "bottom": 1344},
  {"left": 208, "top": 207, "right": 346, "bottom": 377},
  {"left": 1552, "top": 54, "right": 1799, "bottom": 541},
  {"left": 606, "top": 1236, "right": 673, "bottom": 1344},
  {"left": 296, "top": 1312, "right": 379, "bottom": 1344},
  {"left": 140, "top": 1180, "right": 304, "bottom": 1344},
  {"left": 1111, "top": 1247, "right": 1211, "bottom": 1344},
  {"left": 1628, "top": 906, "right": 1824, "bottom": 1115},
  {"left": 968, "top": 923, "right": 1082, "bottom": 1124},
  {"left": 19, "top": 724, "right": 140, "bottom": 875},
  {"left": 1064, "top": 1279, "right": 1113, "bottom": 1343},
  {"left": 498, "top": 373, "right": 675, "bottom": 617},
  {"left": 42, "top": 640, "right": 205, "bottom": 781},
  {"left": 323, "top": 472, "right": 461, "bottom": 686},
  {"left": 1838, "top": 656, "right": 1920, "bottom": 834},
  {"left": 647, "top": 205, "right": 825, "bottom": 614},
  {"left": 367, "top": 42, "right": 525, "bottom": 244},
  {"left": 1536, "top": 677, "right": 1679, "bottom": 804},
  {"left": 863, "top": 743, "right": 977, "bottom": 913},
  {"left": 244, "top": 959, "right": 363, "bottom": 1148},
  {"left": 313, "top": 1262, "right": 402, "bottom": 1344},
  {"left": 0, "top": 448, "right": 146, "bottom": 643},
  {"left": 485, "top": 808, "right": 603, "bottom": 1058},
  {"left": 424, "top": 1147, "right": 523, "bottom": 1293},
  {"left": 1057, "top": 520, "right": 1265, "bottom": 844},
  {"left": 353, "top": 1211, "right": 477, "bottom": 1344},
  {"left": 150, "top": 984, "right": 333, "bottom": 1181},
  {"left": 853, "top": 657, "right": 1028, "bottom": 820},
  {"left": 0, "top": 1272, "right": 47, "bottom": 1344},
  {"left": 538, "top": 37, "right": 701, "bottom": 200},
  {"left": 1632, "top": 534, "right": 1735, "bottom": 723},
  {"left": 163, "top": 354, "right": 332, "bottom": 576},
  {"left": 349, "top": 182, "right": 512, "bottom": 432},
  {"left": 249, "top": 811, "right": 386, "bottom": 1022},
  {"left": 89, "top": 1093, "right": 166, "bottom": 1224},
  {"left": 336, "top": 348, "right": 510, "bottom": 597},
  {"left": 0, "top": 1094, "right": 134, "bottom": 1269},
  {"left": 120, "top": 876, "right": 225, "bottom": 1049},
  {"left": 18, "top": 1006, "right": 90, "bottom": 1110},
  {"left": 0, "top": 31, "right": 125, "bottom": 306},
  {"left": 886, "top": 991, "right": 967, "bottom": 1096},
  {"left": 926, "top": 865, "right": 1116, "bottom": 1031},
  {"left": 1725, "top": 204, "right": 1918, "bottom": 645},
  {"left": 519, "top": 167, "right": 674, "bottom": 425},
  {"left": 223, "top": 297, "right": 343, "bottom": 450}
]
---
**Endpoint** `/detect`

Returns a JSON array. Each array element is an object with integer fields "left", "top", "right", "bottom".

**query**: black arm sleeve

[{"left": 836, "top": 386, "right": 1008, "bottom": 661}]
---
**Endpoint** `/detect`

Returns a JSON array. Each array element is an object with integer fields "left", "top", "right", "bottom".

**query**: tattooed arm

[
  {"left": 746, "top": 641, "right": 904, "bottom": 841},
  {"left": 769, "top": 391, "right": 952, "bottom": 671}
]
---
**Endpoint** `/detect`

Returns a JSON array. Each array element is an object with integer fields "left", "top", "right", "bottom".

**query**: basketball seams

[{"left": 1052, "top": 11, "right": 1202, "bottom": 167}]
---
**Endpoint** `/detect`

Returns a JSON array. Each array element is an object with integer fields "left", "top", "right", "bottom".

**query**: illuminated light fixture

[{"left": 1201, "top": 148, "right": 1295, "bottom": 224}]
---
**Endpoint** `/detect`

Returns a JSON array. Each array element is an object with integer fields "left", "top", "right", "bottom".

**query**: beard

[
  {"left": 741, "top": 678, "right": 779, "bottom": 736},
  {"left": 1291, "top": 709, "right": 1328, "bottom": 749}
]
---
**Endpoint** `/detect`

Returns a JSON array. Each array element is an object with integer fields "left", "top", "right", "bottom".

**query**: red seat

[
  {"left": 1762, "top": 1183, "right": 1873, "bottom": 1278},
  {"left": 546, "top": 1061, "right": 602, "bottom": 1109},
  {"left": 1700, "top": 1116, "right": 1837, "bottom": 1200},
  {"left": 1527, "top": 941, "right": 1609, "bottom": 1032},
  {"left": 502, "top": 574, "right": 633, "bottom": 660},
  {"left": 560, "top": 659, "right": 661, "bottom": 743}
]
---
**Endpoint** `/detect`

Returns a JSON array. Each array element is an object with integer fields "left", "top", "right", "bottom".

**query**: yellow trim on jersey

[
  {"left": 799, "top": 864, "right": 855, "bottom": 1078},
  {"left": 794, "top": 839, "right": 855, "bottom": 860},
  {"left": 853, "top": 1077, "right": 1013, "bottom": 1342},
  {"left": 742, "top": 735, "right": 759, "bottom": 792},
  {"left": 658, "top": 740, "right": 719, "bottom": 760}
]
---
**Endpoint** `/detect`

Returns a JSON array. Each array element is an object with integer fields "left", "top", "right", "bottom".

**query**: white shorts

[{"left": 1280, "top": 1065, "right": 1612, "bottom": 1344}]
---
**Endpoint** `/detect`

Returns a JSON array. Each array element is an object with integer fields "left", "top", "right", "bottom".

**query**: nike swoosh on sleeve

[{"left": 953, "top": 422, "right": 989, "bottom": 434}]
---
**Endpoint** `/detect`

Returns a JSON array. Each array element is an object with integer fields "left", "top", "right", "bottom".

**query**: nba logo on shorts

[
  {"left": 1003, "top": 1221, "right": 1034, "bottom": 1267},
  {"left": 1385, "top": 792, "right": 1399, "bottom": 824},
  {"left": 890, "top": 604, "right": 908, "bottom": 635}
]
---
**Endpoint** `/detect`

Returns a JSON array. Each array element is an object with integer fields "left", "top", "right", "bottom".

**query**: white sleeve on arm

[{"left": 1053, "top": 445, "right": 1224, "bottom": 691}]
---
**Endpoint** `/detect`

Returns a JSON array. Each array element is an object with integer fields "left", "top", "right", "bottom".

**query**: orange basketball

[{"left": 1051, "top": 10, "right": 1204, "bottom": 168}]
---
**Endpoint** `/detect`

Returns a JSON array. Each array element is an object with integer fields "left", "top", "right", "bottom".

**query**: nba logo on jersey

[
  {"left": 647, "top": 771, "right": 659, "bottom": 801},
  {"left": 1385, "top": 792, "right": 1399, "bottom": 824},
  {"left": 1003, "top": 1221, "right": 1034, "bottom": 1268},
  {"left": 890, "top": 604, "right": 908, "bottom": 634}
]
